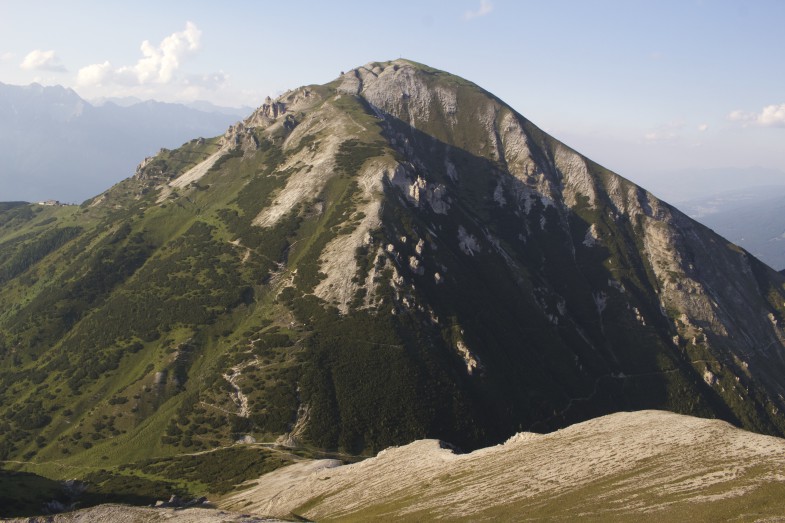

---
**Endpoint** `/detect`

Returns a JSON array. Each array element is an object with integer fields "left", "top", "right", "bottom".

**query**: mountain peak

[{"left": 1, "top": 59, "right": 785, "bottom": 491}]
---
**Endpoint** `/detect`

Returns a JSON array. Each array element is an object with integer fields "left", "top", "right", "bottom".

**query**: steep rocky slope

[{"left": 1, "top": 60, "right": 784, "bottom": 510}]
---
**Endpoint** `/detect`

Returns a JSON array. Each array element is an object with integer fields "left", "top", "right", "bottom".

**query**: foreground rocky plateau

[{"left": 10, "top": 411, "right": 785, "bottom": 522}]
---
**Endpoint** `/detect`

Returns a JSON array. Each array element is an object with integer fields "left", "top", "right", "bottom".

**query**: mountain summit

[{"left": 1, "top": 60, "right": 784, "bottom": 478}]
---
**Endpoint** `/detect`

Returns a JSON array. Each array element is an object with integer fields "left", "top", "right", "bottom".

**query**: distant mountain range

[
  {"left": 91, "top": 95, "right": 253, "bottom": 117},
  {"left": 0, "top": 82, "right": 249, "bottom": 203},
  {"left": 679, "top": 185, "right": 785, "bottom": 271}
]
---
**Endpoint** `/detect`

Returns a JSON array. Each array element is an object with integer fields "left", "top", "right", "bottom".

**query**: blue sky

[{"left": 1, "top": 0, "right": 784, "bottom": 199}]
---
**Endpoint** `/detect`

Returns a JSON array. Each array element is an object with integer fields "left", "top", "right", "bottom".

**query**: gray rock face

[
  {"left": 260, "top": 96, "right": 286, "bottom": 119},
  {"left": 222, "top": 121, "right": 259, "bottom": 152}
]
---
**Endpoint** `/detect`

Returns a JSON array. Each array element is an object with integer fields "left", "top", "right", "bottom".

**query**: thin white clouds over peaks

[
  {"left": 77, "top": 22, "right": 202, "bottom": 87},
  {"left": 20, "top": 50, "right": 67, "bottom": 72},
  {"left": 644, "top": 121, "right": 685, "bottom": 143},
  {"left": 728, "top": 110, "right": 749, "bottom": 123},
  {"left": 185, "top": 71, "right": 228, "bottom": 91},
  {"left": 729, "top": 104, "right": 785, "bottom": 127},
  {"left": 464, "top": 0, "right": 493, "bottom": 20}
]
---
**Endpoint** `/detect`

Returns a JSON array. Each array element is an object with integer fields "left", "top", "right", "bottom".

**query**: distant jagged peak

[{"left": 22, "top": 81, "right": 82, "bottom": 99}]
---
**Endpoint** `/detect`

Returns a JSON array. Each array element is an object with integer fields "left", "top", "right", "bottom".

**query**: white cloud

[
  {"left": 728, "top": 104, "right": 785, "bottom": 127},
  {"left": 177, "top": 72, "right": 229, "bottom": 102},
  {"left": 20, "top": 49, "right": 66, "bottom": 72},
  {"left": 698, "top": 123, "right": 709, "bottom": 132},
  {"left": 643, "top": 121, "right": 685, "bottom": 143},
  {"left": 185, "top": 71, "right": 228, "bottom": 91},
  {"left": 1, "top": 51, "right": 14, "bottom": 63},
  {"left": 464, "top": 0, "right": 493, "bottom": 20},
  {"left": 77, "top": 22, "right": 201, "bottom": 87},
  {"left": 758, "top": 104, "right": 785, "bottom": 127},
  {"left": 729, "top": 109, "right": 754, "bottom": 123},
  {"left": 77, "top": 61, "right": 113, "bottom": 86},
  {"left": 644, "top": 131, "right": 674, "bottom": 142}
]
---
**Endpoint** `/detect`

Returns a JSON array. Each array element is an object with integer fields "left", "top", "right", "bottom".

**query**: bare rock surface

[{"left": 222, "top": 410, "right": 785, "bottom": 521}]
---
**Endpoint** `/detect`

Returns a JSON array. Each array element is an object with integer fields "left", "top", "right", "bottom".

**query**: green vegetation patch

[
  {"left": 0, "top": 226, "right": 82, "bottom": 284},
  {"left": 0, "top": 469, "right": 64, "bottom": 517},
  {"left": 80, "top": 469, "right": 185, "bottom": 506},
  {"left": 125, "top": 445, "right": 295, "bottom": 494}
]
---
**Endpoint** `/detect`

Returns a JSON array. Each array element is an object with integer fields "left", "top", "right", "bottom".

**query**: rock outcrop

[{"left": 260, "top": 96, "right": 286, "bottom": 119}]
